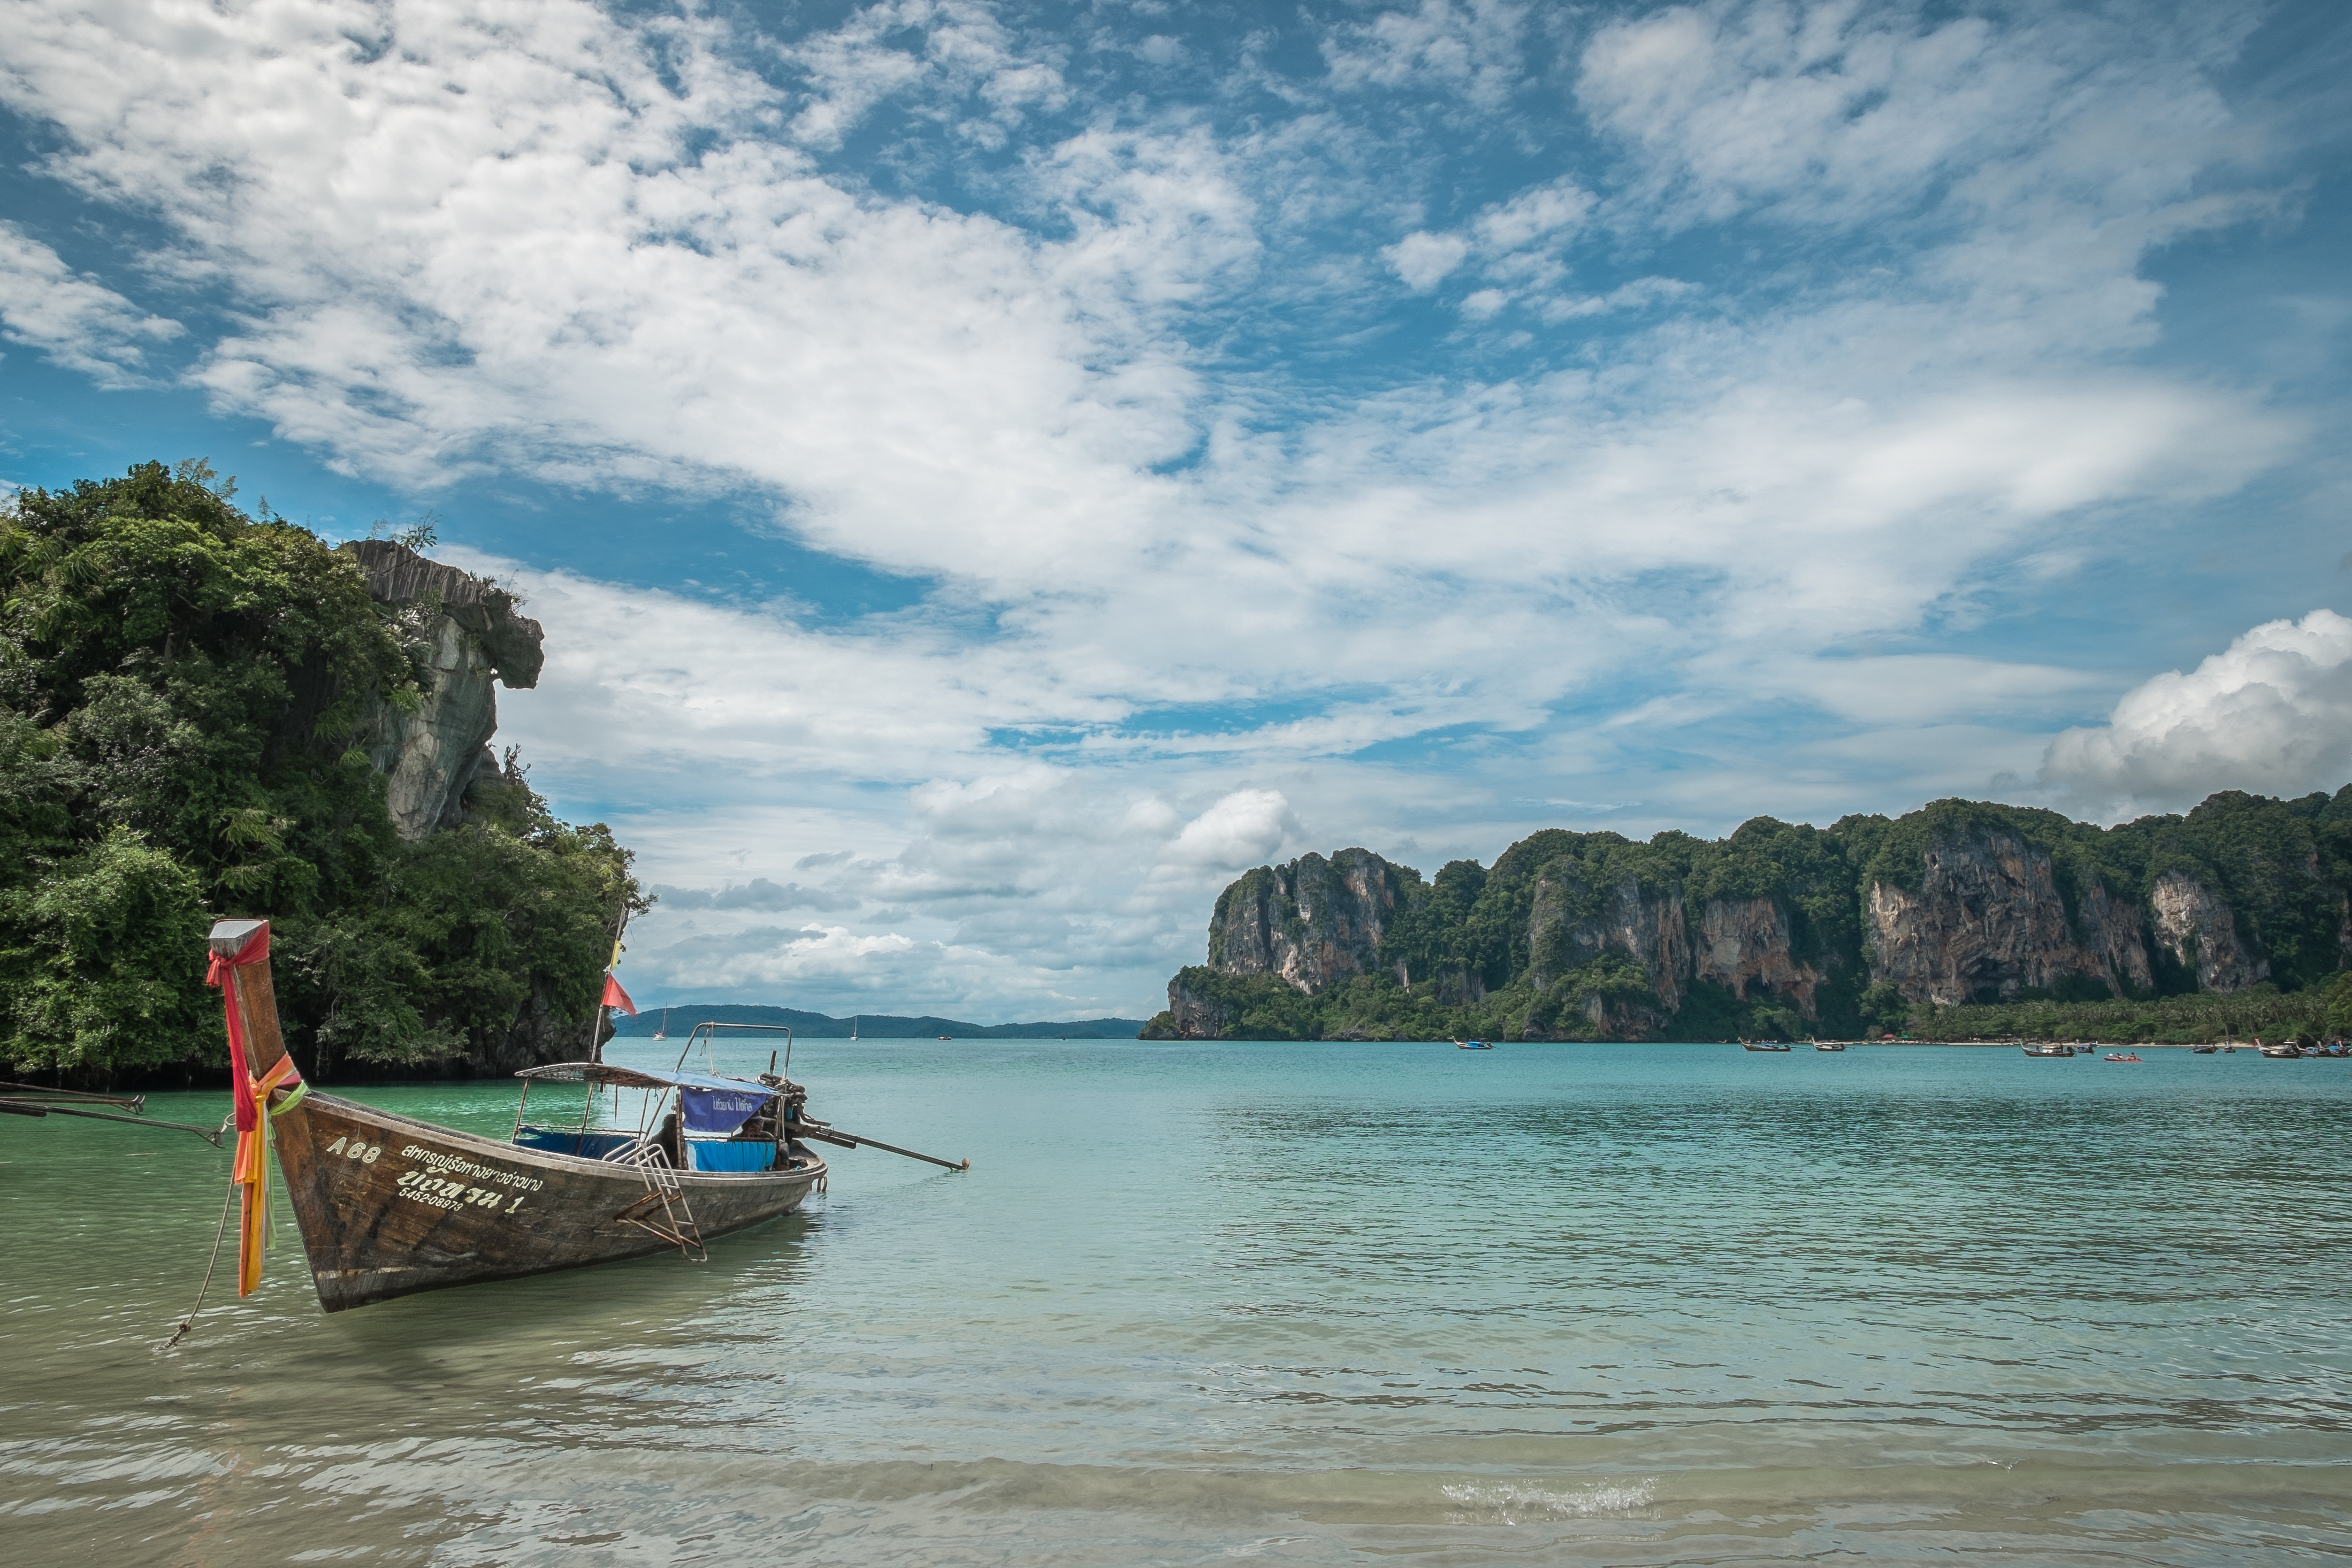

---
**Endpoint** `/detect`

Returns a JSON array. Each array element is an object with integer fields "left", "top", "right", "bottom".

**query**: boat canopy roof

[{"left": 515, "top": 1061, "right": 774, "bottom": 1095}]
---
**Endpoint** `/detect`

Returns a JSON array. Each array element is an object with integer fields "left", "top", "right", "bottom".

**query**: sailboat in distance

[
  {"left": 652, "top": 1006, "right": 670, "bottom": 1041},
  {"left": 850, "top": 1015, "right": 859, "bottom": 1042}
]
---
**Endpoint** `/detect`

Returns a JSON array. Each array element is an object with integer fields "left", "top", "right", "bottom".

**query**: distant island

[
  {"left": 1142, "top": 789, "right": 2352, "bottom": 1046},
  {"left": 609, "top": 1004, "right": 1148, "bottom": 1041}
]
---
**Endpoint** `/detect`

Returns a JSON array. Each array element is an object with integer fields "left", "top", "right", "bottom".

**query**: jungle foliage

[{"left": 0, "top": 462, "right": 643, "bottom": 1081}]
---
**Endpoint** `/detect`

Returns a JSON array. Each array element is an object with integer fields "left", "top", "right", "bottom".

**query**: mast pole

[{"left": 590, "top": 902, "right": 631, "bottom": 1064}]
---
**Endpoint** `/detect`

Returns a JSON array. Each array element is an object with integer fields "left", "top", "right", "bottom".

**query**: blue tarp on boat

[
  {"left": 513, "top": 1127, "right": 639, "bottom": 1159},
  {"left": 688, "top": 1139, "right": 777, "bottom": 1172},
  {"left": 680, "top": 1085, "right": 770, "bottom": 1136},
  {"left": 516, "top": 1062, "right": 785, "bottom": 1096}
]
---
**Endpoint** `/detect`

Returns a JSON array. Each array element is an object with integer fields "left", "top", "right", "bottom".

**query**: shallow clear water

[{"left": 5, "top": 1041, "right": 2350, "bottom": 1565}]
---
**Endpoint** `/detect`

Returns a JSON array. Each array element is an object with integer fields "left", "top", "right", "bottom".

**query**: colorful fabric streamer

[{"left": 206, "top": 926, "right": 307, "bottom": 1297}]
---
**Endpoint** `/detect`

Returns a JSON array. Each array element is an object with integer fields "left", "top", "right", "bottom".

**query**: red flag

[{"left": 600, "top": 972, "right": 637, "bottom": 1015}]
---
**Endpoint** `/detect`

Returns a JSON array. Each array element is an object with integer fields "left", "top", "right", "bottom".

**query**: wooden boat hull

[
  {"left": 204, "top": 918, "right": 831, "bottom": 1312},
  {"left": 275, "top": 1092, "right": 825, "bottom": 1311}
]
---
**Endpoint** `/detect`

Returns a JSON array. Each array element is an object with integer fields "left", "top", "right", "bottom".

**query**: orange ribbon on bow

[{"left": 206, "top": 926, "right": 306, "bottom": 1296}]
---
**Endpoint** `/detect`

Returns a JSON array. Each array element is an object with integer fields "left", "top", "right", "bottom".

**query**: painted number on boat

[
  {"left": 396, "top": 1168, "right": 531, "bottom": 1215},
  {"left": 326, "top": 1136, "right": 382, "bottom": 1164},
  {"left": 396, "top": 1145, "right": 545, "bottom": 1192}
]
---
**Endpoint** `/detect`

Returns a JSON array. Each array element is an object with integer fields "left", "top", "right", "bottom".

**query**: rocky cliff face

[
  {"left": 2148, "top": 871, "right": 2267, "bottom": 992},
  {"left": 1209, "top": 848, "right": 1402, "bottom": 992},
  {"left": 341, "top": 541, "right": 544, "bottom": 840},
  {"left": 1693, "top": 896, "right": 1823, "bottom": 1019},
  {"left": 1865, "top": 828, "right": 2153, "bottom": 1006},
  {"left": 1528, "top": 868, "right": 1689, "bottom": 1010},
  {"left": 1163, "top": 973, "right": 1243, "bottom": 1039}
]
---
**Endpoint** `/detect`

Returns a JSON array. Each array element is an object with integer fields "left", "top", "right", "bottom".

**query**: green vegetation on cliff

[
  {"left": 1142, "top": 789, "right": 2352, "bottom": 1043},
  {"left": 0, "top": 462, "right": 643, "bottom": 1080}
]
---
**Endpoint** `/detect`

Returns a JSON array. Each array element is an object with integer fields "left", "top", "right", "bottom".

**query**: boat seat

[{"left": 513, "top": 1127, "right": 638, "bottom": 1160}]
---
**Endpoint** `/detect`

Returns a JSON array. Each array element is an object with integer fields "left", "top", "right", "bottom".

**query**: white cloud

[
  {"left": 1472, "top": 179, "right": 1593, "bottom": 252},
  {"left": 1385, "top": 230, "right": 1469, "bottom": 292},
  {"left": 0, "top": 222, "right": 180, "bottom": 386},
  {"left": 780, "top": 0, "right": 1070, "bottom": 152},
  {"left": 647, "top": 879, "right": 861, "bottom": 913},
  {"left": 1538, "top": 276, "right": 1697, "bottom": 322},
  {"left": 1166, "top": 788, "right": 1302, "bottom": 868},
  {"left": 1578, "top": 1, "right": 2236, "bottom": 232},
  {"left": 1323, "top": 0, "right": 1530, "bottom": 109},
  {"left": 2041, "top": 610, "right": 2352, "bottom": 820}
]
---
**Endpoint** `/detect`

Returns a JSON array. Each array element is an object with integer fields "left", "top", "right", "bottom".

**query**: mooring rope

[{"left": 156, "top": 1159, "right": 238, "bottom": 1355}]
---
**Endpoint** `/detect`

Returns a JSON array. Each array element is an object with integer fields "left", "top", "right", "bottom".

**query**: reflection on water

[{"left": 3, "top": 1041, "right": 2350, "bottom": 1564}]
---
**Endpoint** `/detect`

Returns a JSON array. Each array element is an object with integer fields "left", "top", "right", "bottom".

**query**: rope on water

[{"left": 157, "top": 1150, "right": 238, "bottom": 1355}]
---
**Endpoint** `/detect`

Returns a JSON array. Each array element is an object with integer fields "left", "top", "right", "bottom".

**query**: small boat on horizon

[
  {"left": 1814, "top": 1041, "right": 1846, "bottom": 1052},
  {"left": 2022, "top": 1042, "right": 2075, "bottom": 1058},
  {"left": 2104, "top": 1051, "right": 2142, "bottom": 1062},
  {"left": 1742, "top": 1042, "right": 1792, "bottom": 1052},
  {"left": 1453, "top": 1038, "right": 1493, "bottom": 1050}
]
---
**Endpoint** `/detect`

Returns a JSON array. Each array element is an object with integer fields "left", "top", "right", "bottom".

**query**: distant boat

[
  {"left": 652, "top": 1006, "right": 670, "bottom": 1042},
  {"left": 1814, "top": 1041, "right": 1846, "bottom": 1052},
  {"left": 850, "top": 1016, "right": 858, "bottom": 1042},
  {"left": 2022, "top": 1042, "right": 2074, "bottom": 1058},
  {"left": 2260, "top": 1044, "right": 2302, "bottom": 1059},
  {"left": 2103, "top": 1051, "right": 2142, "bottom": 1062},
  {"left": 1453, "top": 1038, "right": 1493, "bottom": 1050},
  {"left": 1742, "top": 1042, "right": 1792, "bottom": 1052},
  {"left": 2193, "top": 1044, "right": 2217, "bottom": 1054},
  {"left": 937, "top": 1035, "right": 953, "bottom": 1041}
]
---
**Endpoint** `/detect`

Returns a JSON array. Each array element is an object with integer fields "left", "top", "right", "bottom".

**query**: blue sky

[{"left": 3, "top": 0, "right": 2349, "bottom": 1021}]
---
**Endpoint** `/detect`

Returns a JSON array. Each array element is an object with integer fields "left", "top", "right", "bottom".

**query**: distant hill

[{"left": 607, "top": 1004, "right": 1148, "bottom": 1039}]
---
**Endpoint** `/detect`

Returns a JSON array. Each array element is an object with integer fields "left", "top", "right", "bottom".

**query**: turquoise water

[{"left": 4, "top": 1040, "right": 2350, "bottom": 1564}]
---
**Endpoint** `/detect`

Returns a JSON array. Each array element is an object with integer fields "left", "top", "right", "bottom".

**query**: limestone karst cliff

[
  {"left": 1864, "top": 827, "right": 2154, "bottom": 1007},
  {"left": 1693, "top": 896, "right": 1824, "bottom": 1021},
  {"left": 2148, "top": 871, "right": 2267, "bottom": 992},
  {"left": 1209, "top": 848, "right": 1405, "bottom": 990},
  {"left": 342, "top": 540, "right": 545, "bottom": 839},
  {"left": 1143, "top": 789, "right": 2352, "bottom": 1042}
]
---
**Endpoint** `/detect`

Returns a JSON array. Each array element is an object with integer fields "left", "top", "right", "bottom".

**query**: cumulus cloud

[
  {"left": 1385, "top": 231, "right": 1469, "bottom": 292},
  {"left": 0, "top": 223, "right": 180, "bottom": 386},
  {"left": 1323, "top": 0, "right": 1530, "bottom": 109},
  {"left": 1472, "top": 179, "right": 1593, "bottom": 252},
  {"left": 0, "top": 0, "right": 2325, "bottom": 1014},
  {"left": 2041, "top": 611, "right": 2352, "bottom": 820},
  {"left": 1166, "top": 789, "right": 1302, "bottom": 869},
  {"left": 646, "top": 879, "right": 860, "bottom": 913}
]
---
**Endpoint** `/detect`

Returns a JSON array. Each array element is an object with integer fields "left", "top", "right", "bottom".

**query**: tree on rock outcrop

[{"left": 0, "top": 461, "right": 644, "bottom": 1080}]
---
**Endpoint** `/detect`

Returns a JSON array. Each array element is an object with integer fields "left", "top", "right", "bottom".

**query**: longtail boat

[{"left": 206, "top": 917, "right": 962, "bottom": 1312}]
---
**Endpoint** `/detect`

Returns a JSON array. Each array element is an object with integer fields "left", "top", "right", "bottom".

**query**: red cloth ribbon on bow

[{"left": 205, "top": 925, "right": 305, "bottom": 1295}]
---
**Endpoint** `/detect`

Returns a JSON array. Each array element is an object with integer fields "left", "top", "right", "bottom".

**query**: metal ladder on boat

[{"left": 603, "top": 1138, "right": 707, "bottom": 1261}]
